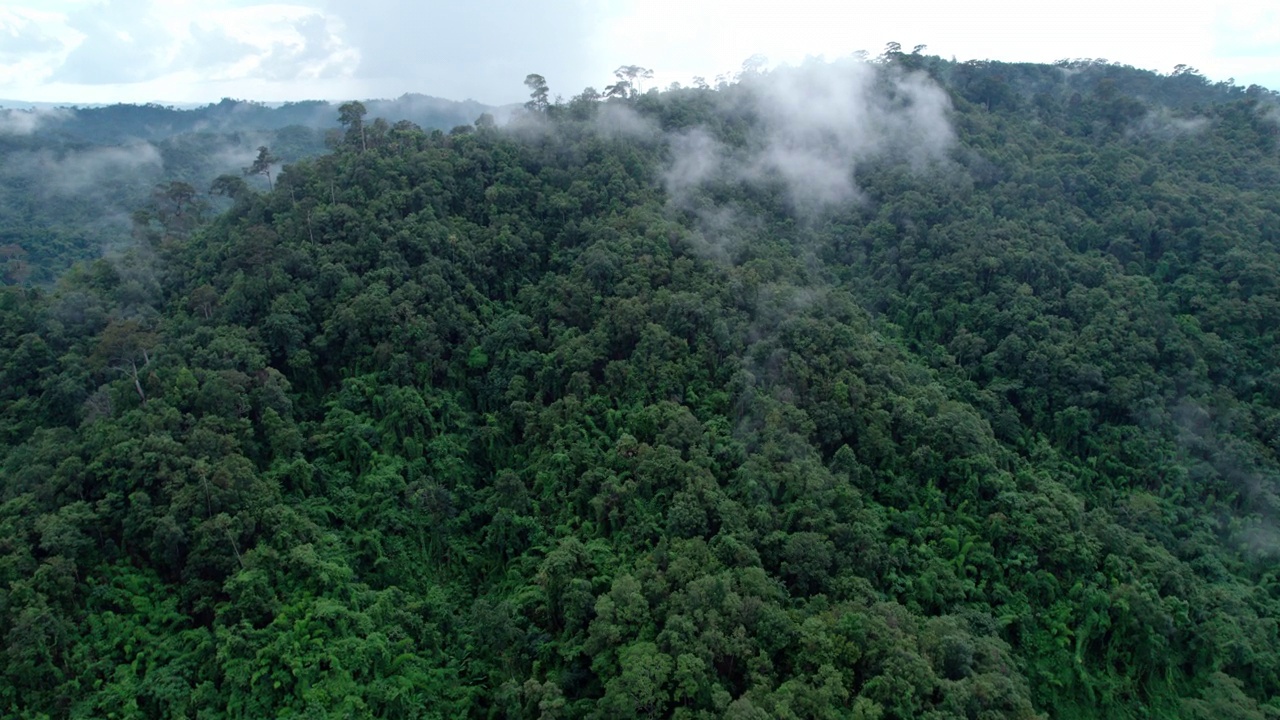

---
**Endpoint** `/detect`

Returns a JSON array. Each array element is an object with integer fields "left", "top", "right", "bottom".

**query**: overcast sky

[{"left": 1, "top": 0, "right": 1278, "bottom": 106}]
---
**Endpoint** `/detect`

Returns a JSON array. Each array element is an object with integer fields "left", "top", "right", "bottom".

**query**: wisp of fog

[{"left": 663, "top": 58, "right": 955, "bottom": 214}]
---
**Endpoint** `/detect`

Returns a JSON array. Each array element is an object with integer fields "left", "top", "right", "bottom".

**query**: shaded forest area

[{"left": 3, "top": 54, "right": 1280, "bottom": 718}]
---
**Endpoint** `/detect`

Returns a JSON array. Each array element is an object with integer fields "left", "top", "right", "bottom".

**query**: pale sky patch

[
  {"left": 593, "top": 0, "right": 1226, "bottom": 91},
  {"left": 0, "top": 0, "right": 1277, "bottom": 105}
]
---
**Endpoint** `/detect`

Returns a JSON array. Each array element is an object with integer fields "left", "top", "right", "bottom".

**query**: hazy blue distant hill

[{"left": 0, "top": 93, "right": 509, "bottom": 282}]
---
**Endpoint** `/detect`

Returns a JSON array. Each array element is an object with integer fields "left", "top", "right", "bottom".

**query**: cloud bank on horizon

[{"left": 0, "top": 0, "right": 1278, "bottom": 106}]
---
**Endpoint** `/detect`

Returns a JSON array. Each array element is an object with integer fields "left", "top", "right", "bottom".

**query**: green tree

[
  {"left": 524, "top": 74, "right": 550, "bottom": 114},
  {"left": 243, "top": 145, "right": 277, "bottom": 190},
  {"left": 338, "top": 100, "right": 368, "bottom": 151}
]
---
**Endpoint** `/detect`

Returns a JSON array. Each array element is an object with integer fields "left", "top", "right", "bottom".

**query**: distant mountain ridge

[{"left": 0, "top": 94, "right": 505, "bottom": 144}]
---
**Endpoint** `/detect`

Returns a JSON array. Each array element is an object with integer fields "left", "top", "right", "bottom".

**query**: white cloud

[
  {"left": 0, "top": 6, "right": 81, "bottom": 88},
  {"left": 1213, "top": 7, "right": 1280, "bottom": 58},
  {"left": 0, "top": 106, "right": 70, "bottom": 134},
  {"left": 595, "top": 0, "right": 1277, "bottom": 94},
  {"left": 1, "top": 142, "right": 163, "bottom": 195},
  {"left": 663, "top": 59, "right": 955, "bottom": 214},
  {"left": 256, "top": 14, "right": 357, "bottom": 81},
  {"left": 51, "top": 0, "right": 173, "bottom": 84},
  {"left": 1131, "top": 107, "right": 1212, "bottom": 139},
  {"left": 0, "top": 0, "right": 359, "bottom": 102},
  {"left": 0, "top": 0, "right": 1278, "bottom": 104},
  {"left": 317, "top": 0, "right": 603, "bottom": 103}
]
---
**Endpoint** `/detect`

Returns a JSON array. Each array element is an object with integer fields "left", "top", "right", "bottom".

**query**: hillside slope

[{"left": 2, "top": 56, "right": 1280, "bottom": 718}]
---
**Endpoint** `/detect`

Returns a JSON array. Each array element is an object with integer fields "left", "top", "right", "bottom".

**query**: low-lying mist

[{"left": 664, "top": 59, "right": 955, "bottom": 213}]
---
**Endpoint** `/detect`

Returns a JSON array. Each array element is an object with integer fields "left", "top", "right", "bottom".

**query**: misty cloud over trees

[{"left": 3, "top": 53, "right": 1280, "bottom": 719}]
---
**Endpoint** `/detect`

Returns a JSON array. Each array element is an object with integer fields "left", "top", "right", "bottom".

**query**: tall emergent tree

[
  {"left": 524, "top": 74, "right": 550, "bottom": 114},
  {"left": 244, "top": 146, "right": 277, "bottom": 190},
  {"left": 337, "top": 100, "right": 368, "bottom": 151}
]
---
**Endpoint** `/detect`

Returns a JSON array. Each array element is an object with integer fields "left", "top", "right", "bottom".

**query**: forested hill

[
  {"left": 0, "top": 94, "right": 497, "bottom": 144},
  {"left": 3, "top": 54, "right": 1280, "bottom": 718},
  {"left": 0, "top": 94, "right": 498, "bottom": 285}
]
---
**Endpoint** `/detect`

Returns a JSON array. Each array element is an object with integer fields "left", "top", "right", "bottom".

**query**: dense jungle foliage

[
  {"left": 3, "top": 53, "right": 1280, "bottom": 718},
  {"left": 0, "top": 94, "right": 492, "bottom": 284}
]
